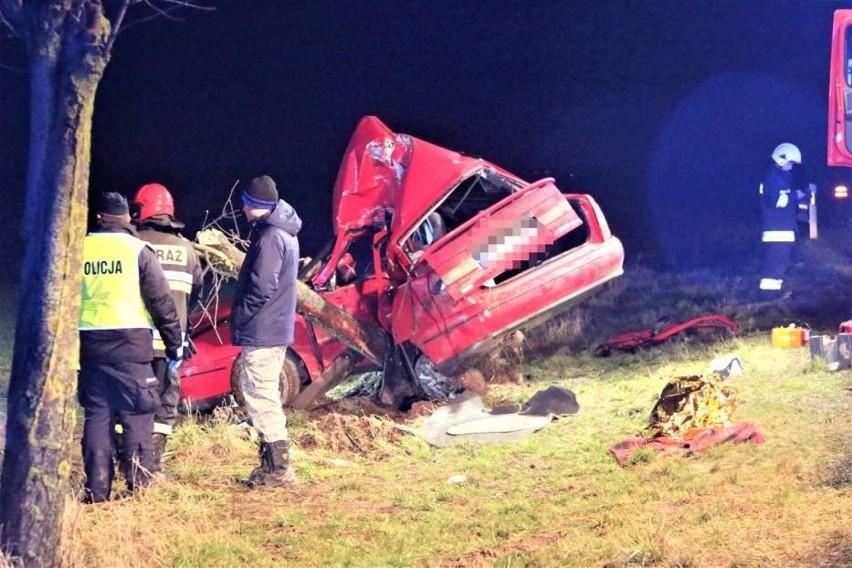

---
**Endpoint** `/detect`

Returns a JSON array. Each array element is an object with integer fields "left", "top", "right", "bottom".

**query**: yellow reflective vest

[{"left": 79, "top": 233, "right": 154, "bottom": 331}]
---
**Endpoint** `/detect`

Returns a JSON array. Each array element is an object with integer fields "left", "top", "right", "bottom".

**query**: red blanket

[{"left": 609, "top": 423, "right": 765, "bottom": 466}]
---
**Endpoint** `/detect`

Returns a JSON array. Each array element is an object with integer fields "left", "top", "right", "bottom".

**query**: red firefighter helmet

[{"left": 132, "top": 183, "right": 175, "bottom": 220}]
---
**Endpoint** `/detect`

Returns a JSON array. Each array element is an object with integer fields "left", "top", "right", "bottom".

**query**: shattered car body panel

[
  {"left": 179, "top": 116, "right": 624, "bottom": 408},
  {"left": 388, "top": 190, "right": 623, "bottom": 373},
  {"left": 417, "top": 179, "right": 582, "bottom": 301}
]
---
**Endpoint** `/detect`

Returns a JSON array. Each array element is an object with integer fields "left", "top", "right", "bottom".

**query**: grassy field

[
  {"left": 58, "top": 335, "right": 851, "bottom": 567},
  {"left": 2, "top": 232, "right": 852, "bottom": 567}
]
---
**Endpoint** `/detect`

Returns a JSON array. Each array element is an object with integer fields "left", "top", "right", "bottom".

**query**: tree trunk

[
  {"left": 294, "top": 280, "right": 387, "bottom": 366},
  {"left": 0, "top": 3, "right": 110, "bottom": 566},
  {"left": 196, "top": 231, "right": 389, "bottom": 364},
  {"left": 290, "top": 348, "right": 362, "bottom": 410},
  {"left": 195, "top": 230, "right": 391, "bottom": 409}
]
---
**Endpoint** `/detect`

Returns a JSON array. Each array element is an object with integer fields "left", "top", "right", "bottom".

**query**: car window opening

[
  {"left": 404, "top": 168, "right": 592, "bottom": 286},
  {"left": 489, "top": 199, "right": 591, "bottom": 286},
  {"left": 404, "top": 168, "right": 520, "bottom": 257}
]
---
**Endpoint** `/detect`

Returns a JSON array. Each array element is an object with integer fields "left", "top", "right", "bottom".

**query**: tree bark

[
  {"left": 196, "top": 230, "right": 389, "bottom": 365},
  {"left": 0, "top": 2, "right": 111, "bottom": 566},
  {"left": 195, "top": 230, "right": 392, "bottom": 409},
  {"left": 294, "top": 281, "right": 387, "bottom": 366},
  {"left": 290, "top": 348, "right": 362, "bottom": 410}
]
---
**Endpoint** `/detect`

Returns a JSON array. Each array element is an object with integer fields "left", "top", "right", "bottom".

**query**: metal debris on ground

[{"left": 595, "top": 314, "right": 740, "bottom": 356}]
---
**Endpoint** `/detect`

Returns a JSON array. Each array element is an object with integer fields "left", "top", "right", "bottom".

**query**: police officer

[
  {"left": 758, "top": 143, "right": 814, "bottom": 297},
  {"left": 131, "top": 183, "right": 203, "bottom": 472},
  {"left": 78, "top": 192, "right": 183, "bottom": 503}
]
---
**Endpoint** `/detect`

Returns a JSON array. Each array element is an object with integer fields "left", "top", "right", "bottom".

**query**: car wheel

[{"left": 230, "top": 351, "right": 308, "bottom": 409}]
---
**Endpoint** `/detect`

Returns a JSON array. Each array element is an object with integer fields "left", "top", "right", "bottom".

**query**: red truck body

[{"left": 828, "top": 9, "right": 852, "bottom": 167}]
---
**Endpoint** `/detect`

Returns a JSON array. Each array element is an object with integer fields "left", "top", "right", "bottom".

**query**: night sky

[{"left": 1, "top": 0, "right": 850, "bottom": 280}]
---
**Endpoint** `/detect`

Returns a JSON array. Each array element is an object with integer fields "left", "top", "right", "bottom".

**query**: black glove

[{"left": 184, "top": 337, "right": 197, "bottom": 361}]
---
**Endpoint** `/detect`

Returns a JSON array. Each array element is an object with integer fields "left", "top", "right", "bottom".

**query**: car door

[
  {"left": 828, "top": 9, "right": 852, "bottom": 167},
  {"left": 419, "top": 179, "right": 582, "bottom": 300},
  {"left": 389, "top": 178, "right": 585, "bottom": 369}
]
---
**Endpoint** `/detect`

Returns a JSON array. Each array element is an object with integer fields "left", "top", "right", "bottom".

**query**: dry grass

[
  {"left": 55, "top": 334, "right": 852, "bottom": 568},
  {"left": 3, "top": 228, "right": 852, "bottom": 567}
]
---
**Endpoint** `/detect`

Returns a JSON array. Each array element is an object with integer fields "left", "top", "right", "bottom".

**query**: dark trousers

[
  {"left": 761, "top": 242, "right": 793, "bottom": 282},
  {"left": 152, "top": 357, "right": 180, "bottom": 433},
  {"left": 78, "top": 360, "right": 160, "bottom": 502}
]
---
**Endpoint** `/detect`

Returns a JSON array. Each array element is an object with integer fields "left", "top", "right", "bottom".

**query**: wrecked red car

[{"left": 179, "top": 116, "right": 625, "bottom": 410}]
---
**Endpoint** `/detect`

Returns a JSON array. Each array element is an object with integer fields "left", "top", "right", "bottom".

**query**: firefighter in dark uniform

[
  {"left": 131, "top": 183, "right": 203, "bottom": 472},
  {"left": 758, "top": 143, "right": 812, "bottom": 296},
  {"left": 78, "top": 192, "right": 183, "bottom": 503}
]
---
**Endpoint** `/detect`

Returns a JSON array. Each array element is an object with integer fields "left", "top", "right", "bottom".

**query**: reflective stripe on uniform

[
  {"left": 153, "top": 329, "right": 186, "bottom": 351},
  {"left": 759, "top": 278, "right": 783, "bottom": 290},
  {"left": 761, "top": 230, "right": 795, "bottom": 242},
  {"left": 163, "top": 269, "right": 194, "bottom": 294}
]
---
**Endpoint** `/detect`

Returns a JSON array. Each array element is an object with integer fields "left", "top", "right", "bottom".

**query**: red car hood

[{"left": 332, "top": 116, "right": 509, "bottom": 237}]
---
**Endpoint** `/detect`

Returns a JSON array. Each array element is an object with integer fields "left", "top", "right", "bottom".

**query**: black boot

[
  {"left": 244, "top": 442, "right": 266, "bottom": 484},
  {"left": 151, "top": 433, "right": 168, "bottom": 474},
  {"left": 245, "top": 440, "right": 297, "bottom": 488}
]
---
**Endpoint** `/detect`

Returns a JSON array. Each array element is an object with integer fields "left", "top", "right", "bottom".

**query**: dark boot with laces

[{"left": 245, "top": 440, "right": 297, "bottom": 488}]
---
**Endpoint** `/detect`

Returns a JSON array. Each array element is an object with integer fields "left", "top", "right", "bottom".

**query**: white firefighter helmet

[{"left": 771, "top": 143, "right": 802, "bottom": 167}]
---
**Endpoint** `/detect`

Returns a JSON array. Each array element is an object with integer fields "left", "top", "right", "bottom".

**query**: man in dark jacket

[
  {"left": 232, "top": 175, "right": 301, "bottom": 487},
  {"left": 758, "top": 143, "right": 813, "bottom": 297},
  {"left": 78, "top": 192, "right": 183, "bottom": 503},
  {"left": 131, "top": 182, "right": 203, "bottom": 472}
]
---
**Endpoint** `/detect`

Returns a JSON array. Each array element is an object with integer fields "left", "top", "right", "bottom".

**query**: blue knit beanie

[{"left": 241, "top": 176, "right": 278, "bottom": 210}]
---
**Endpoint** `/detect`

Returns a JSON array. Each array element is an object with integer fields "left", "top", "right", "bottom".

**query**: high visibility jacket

[
  {"left": 136, "top": 220, "right": 203, "bottom": 356},
  {"left": 78, "top": 220, "right": 183, "bottom": 364},
  {"left": 80, "top": 233, "right": 153, "bottom": 331}
]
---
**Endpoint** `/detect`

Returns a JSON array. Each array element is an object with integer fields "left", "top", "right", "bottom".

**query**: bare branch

[
  {"left": 0, "top": 0, "right": 24, "bottom": 38},
  {"left": 184, "top": 182, "right": 246, "bottom": 338},
  {"left": 0, "top": 2, "right": 26, "bottom": 75},
  {"left": 120, "top": 0, "right": 214, "bottom": 32},
  {"left": 105, "top": 0, "right": 132, "bottom": 55},
  {"left": 142, "top": 0, "right": 188, "bottom": 22},
  {"left": 159, "top": 0, "right": 215, "bottom": 12}
]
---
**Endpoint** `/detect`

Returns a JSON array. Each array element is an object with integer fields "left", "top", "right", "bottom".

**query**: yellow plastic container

[{"left": 771, "top": 326, "right": 808, "bottom": 348}]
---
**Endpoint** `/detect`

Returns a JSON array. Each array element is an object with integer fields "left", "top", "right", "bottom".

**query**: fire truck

[{"left": 826, "top": 9, "right": 852, "bottom": 224}]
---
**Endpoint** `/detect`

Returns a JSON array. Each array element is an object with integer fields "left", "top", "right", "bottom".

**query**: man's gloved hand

[
  {"left": 776, "top": 192, "right": 789, "bottom": 208},
  {"left": 808, "top": 183, "right": 817, "bottom": 193},
  {"left": 166, "top": 345, "right": 183, "bottom": 376},
  {"left": 184, "top": 337, "right": 197, "bottom": 361},
  {"left": 167, "top": 358, "right": 182, "bottom": 376}
]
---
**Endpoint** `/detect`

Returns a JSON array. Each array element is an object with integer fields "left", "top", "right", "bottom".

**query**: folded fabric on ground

[
  {"left": 445, "top": 414, "right": 551, "bottom": 435},
  {"left": 520, "top": 385, "right": 580, "bottom": 416},
  {"left": 608, "top": 422, "right": 765, "bottom": 466},
  {"left": 402, "top": 386, "right": 578, "bottom": 447}
]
